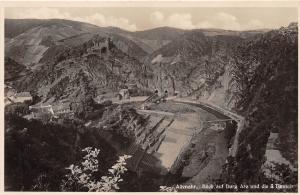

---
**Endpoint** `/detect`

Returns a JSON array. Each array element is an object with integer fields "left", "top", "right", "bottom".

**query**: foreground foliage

[{"left": 61, "top": 147, "right": 131, "bottom": 192}]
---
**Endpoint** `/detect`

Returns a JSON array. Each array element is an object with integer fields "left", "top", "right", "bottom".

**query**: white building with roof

[{"left": 12, "top": 92, "right": 33, "bottom": 103}]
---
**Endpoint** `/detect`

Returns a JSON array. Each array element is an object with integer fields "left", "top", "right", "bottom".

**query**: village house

[
  {"left": 13, "top": 92, "right": 33, "bottom": 103},
  {"left": 6, "top": 91, "right": 33, "bottom": 105},
  {"left": 5, "top": 97, "right": 13, "bottom": 106},
  {"left": 29, "top": 105, "right": 54, "bottom": 118},
  {"left": 27, "top": 101, "right": 73, "bottom": 120},
  {"left": 5, "top": 85, "right": 16, "bottom": 106},
  {"left": 5, "top": 85, "right": 16, "bottom": 97}
]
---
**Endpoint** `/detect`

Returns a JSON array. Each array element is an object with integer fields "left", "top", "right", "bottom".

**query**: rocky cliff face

[
  {"left": 145, "top": 30, "right": 243, "bottom": 109},
  {"left": 24, "top": 37, "right": 147, "bottom": 104},
  {"left": 221, "top": 23, "right": 298, "bottom": 189}
]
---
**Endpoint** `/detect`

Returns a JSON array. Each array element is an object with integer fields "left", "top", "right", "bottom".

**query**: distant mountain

[
  {"left": 5, "top": 19, "right": 186, "bottom": 64},
  {"left": 133, "top": 27, "right": 185, "bottom": 52},
  {"left": 5, "top": 19, "right": 101, "bottom": 66},
  {"left": 135, "top": 26, "right": 185, "bottom": 40},
  {"left": 195, "top": 28, "right": 270, "bottom": 37},
  {"left": 5, "top": 19, "right": 47, "bottom": 38},
  {"left": 111, "top": 26, "right": 268, "bottom": 53},
  {"left": 5, "top": 18, "right": 270, "bottom": 65},
  {"left": 5, "top": 19, "right": 148, "bottom": 66},
  {"left": 105, "top": 26, "right": 185, "bottom": 53},
  {"left": 5, "top": 19, "right": 106, "bottom": 38}
]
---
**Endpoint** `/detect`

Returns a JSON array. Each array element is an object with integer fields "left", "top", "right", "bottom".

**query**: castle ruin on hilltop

[{"left": 87, "top": 36, "right": 113, "bottom": 56}]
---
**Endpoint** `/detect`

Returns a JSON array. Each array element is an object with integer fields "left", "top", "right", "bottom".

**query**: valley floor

[{"left": 136, "top": 101, "right": 227, "bottom": 177}]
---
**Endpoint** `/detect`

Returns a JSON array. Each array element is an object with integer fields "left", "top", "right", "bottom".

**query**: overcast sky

[{"left": 5, "top": 7, "right": 297, "bottom": 31}]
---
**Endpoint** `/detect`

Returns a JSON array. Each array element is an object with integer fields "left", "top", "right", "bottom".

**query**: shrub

[{"left": 61, "top": 147, "right": 131, "bottom": 192}]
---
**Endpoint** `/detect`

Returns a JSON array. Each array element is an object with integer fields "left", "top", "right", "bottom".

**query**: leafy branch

[{"left": 61, "top": 147, "right": 131, "bottom": 192}]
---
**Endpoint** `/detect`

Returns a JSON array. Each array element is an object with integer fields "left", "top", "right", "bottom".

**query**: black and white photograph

[{"left": 3, "top": 1, "right": 298, "bottom": 192}]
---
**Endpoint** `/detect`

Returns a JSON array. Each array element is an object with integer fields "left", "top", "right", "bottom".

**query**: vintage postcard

[{"left": 2, "top": 0, "right": 298, "bottom": 192}]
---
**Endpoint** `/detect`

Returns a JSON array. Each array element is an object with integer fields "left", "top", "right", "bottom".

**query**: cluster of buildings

[
  {"left": 5, "top": 85, "right": 33, "bottom": 106},
  {"left": 27, "top": 101, "right": 74, "bottom": 120},
  {"left": 5, "top": 85, "right": 76, "bottom": 121}
]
